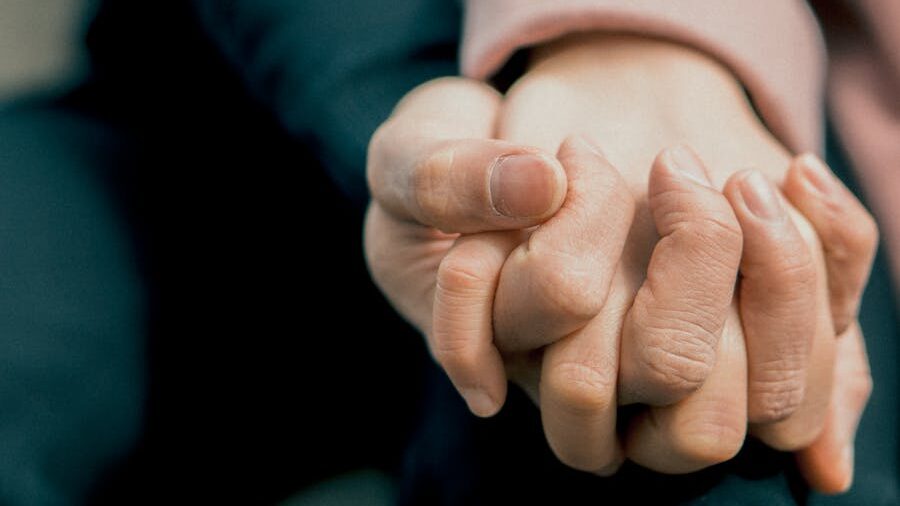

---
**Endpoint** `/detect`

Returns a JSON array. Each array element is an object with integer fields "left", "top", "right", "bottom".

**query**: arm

[{"left": 191, "top": 0, "right": 462, "bottom": 203}]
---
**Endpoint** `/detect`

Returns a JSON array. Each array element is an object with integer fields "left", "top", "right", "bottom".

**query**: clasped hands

[{"left": 365, "top": 36, "right": 877, "bottom": 494}]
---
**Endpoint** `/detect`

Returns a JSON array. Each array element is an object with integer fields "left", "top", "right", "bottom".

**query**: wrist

[
  {"left": 504, "top": 34, "right": 790, "bottom": 187},
  {"left": 527, "top": 33, "right": 752, "bottom": 124}
]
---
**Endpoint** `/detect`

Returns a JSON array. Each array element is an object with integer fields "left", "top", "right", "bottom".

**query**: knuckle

[
  {"left": 657, "top": 185, "right": 743, "bottom": 255},
  {"left": 633, "top": 303, "right": 719, "bottom": 403},
  {"left": 547, "top": 361, "right": 616, "bottom": 416},
  {"left": 703, "top": 209, "right": 744, "bottom": 244},
  {"left": 530, "top": 252, "right": 608, "bottom": 323},
  {"left": 812, "top": 196, "right": 879, "bottom": 263},
  {"left": 642, "top": 344, "right": 714, "bottom": 403},
  {"left": 749, "top": 373, "right": 805, "bottom": 423},
  {"left": 673, "top": 400, "right": 747, "bottom": 466},
  {"left": 436, "top": 253, "right": 493, "bottom": 296},
  {"left": 412, "top": 146, "right": 456, "bottom": 224},
  {"left": 693, "top": 214, "right": 744, "bottom": 259},
  {"left": 772, "top": 249, "right": 817, "bottom": 297},
  {"left": 669, "top": 214, "right": 743, "bottom": 275}
]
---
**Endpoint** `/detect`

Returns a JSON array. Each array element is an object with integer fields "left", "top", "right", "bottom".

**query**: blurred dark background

[
  {"left": 82, "top": 2, "right": 432, "bottom": 503},
  {"left": 1, "top": 1, "right": 433, "bottom": 504}
]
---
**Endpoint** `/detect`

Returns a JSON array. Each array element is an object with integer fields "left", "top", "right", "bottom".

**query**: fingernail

[
  {"left": 460, "top": 388, "right": 499, "bottom": 418},
  {"left": 798, "top": 153, "right": 836, "bottom": 195},
  {"left": 669, "top": 145, "right": 712, "bottom": 187},
  {"left": 739, "top": 170, "right": 784, "bottom": 220},
  {"left": 490, "top": 154, "right": 558, "bottom": 218}
]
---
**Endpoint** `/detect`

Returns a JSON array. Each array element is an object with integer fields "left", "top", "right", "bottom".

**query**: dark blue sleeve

[{"left": 192, "top": 0, "right": 462, "bottom": 204}]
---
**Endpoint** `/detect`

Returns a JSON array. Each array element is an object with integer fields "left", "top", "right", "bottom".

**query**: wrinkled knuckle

[
  {"left": 775, "top": 250, "right": 817, "bottom": 296},
  {"left": 702, "top": 214, "right": 744, "bottom": 256},
  {"left": 412, "top": 147, "right": 456, "bottom": 223},
  {"left": 679, "top": 214, "right": 743, "bottom": 267},
  {"left": 436, "top": 254, "right": 492, "bottom": 296},
  {"left": 636, "top": 312, "right": 718, "bottom": 403},
  {"left": 548, "top": 361, "right": 616, "bottom": 416},
  {"left": 674, "top": 402, "right": 747, "bottom": 466},
  {"left": 750, "top": 374, "right": 805, "bottom": 423},
  {"left": 642, "top": 344, "right": 714, "bottom": 404}
]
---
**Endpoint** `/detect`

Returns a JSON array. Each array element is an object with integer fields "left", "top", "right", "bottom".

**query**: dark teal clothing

[
  {"left": 192, "top": 0, "right": 462, "bottom": 203},
  {"left": 0, "top": 106, "right": 145, "bottom": 506},
  {"left": 190, "top": 1, "right": 899, "bottom": 503}
]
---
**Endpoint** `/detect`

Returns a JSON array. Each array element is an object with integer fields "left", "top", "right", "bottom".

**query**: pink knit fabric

[
  {"left": 461, "top": 0, "right": 900, "bottom": 285},
  {"left": 825, "top": 0, "right": 900, "bottom": 287}
]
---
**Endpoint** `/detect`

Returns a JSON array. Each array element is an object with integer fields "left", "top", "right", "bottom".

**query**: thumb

[{"left": 367, "top": 78, "right": 566, "bottom": 233}]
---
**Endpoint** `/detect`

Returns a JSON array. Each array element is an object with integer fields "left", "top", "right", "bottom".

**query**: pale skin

[{"left": 365, "top": 35, "right": 877, "bottom": 493}]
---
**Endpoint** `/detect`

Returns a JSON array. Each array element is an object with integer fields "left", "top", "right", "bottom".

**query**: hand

[
  {"left": 365, "top": 37, "right": 876, "bottom": 491},
  {"left": 365, "top": 77, "right": 568, "bottom": 416},
  {"left": 493, "top": 33, "right": 875, "bottom": 488}
]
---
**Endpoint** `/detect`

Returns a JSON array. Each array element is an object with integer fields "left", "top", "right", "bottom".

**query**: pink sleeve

[{"left": 461, "top": 0, "right": 827, "bottom": 154}]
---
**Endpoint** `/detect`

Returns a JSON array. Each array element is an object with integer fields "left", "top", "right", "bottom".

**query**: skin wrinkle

[
  {"left": 413, "top": 147, "right": 457, "bottom": 225},
  {"left": 640, "top": 257, "right": 733, "bottom": 330},
  {"left": 548, "top": 361, "right": 617, "bottom": 415}
]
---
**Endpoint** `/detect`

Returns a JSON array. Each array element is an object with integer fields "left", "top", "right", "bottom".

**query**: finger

[
  {"left": 625, "top": 307, "right": 747, "bottom": 474},
  {"left": 750, "top": 232, "right": 835, "bottom": 451},
  {"left": 363, "top": 203, "right": 457, "bottom": 334},
  {"left": 367, "top": 77, "right": 567, "bottom": 233},
  {"left": 724, "top": 170, "right": 817, "bottom": 423},
  {"left": 492, "top": 135, "right": 635, "bottom": 352},
  {"left": 431, "top": 231, "right": 522, "bottom": 417},
  {"left": 539, "top": 284, "right": 628, "bottom": 475},
  {"left": 618, "top": 146, "right": 743, "bottom": 406},
  {"left": 782, "top": 154, "right": 879, "bottom": 335},
  {"left": 796, "top": 323, "right": 872, "bottom": 494}
]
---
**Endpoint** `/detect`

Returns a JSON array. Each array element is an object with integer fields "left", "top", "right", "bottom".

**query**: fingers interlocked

[{"left": 367, "top": 78, "right": 877, "bottom": 486}]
